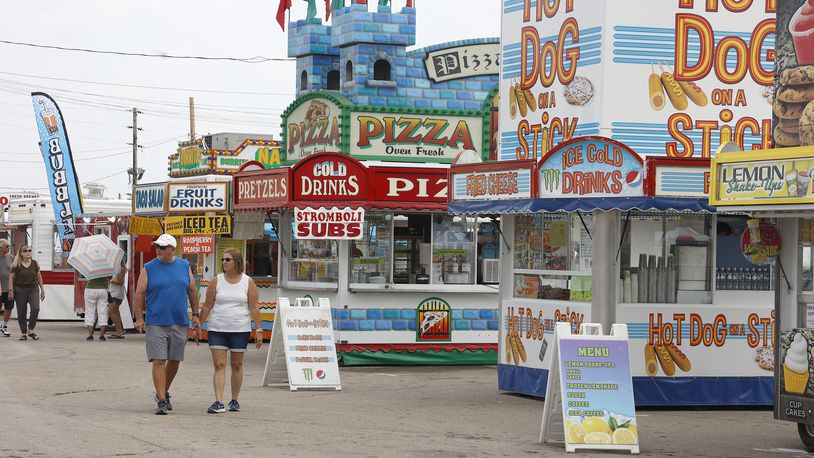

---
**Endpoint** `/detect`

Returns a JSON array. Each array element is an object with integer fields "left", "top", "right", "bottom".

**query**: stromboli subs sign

[
  {"left": 294, "top": 207, "right": 365, "bottom": 240},
  {"left": 537, "top": 137, "right": 644, "bottom": 197}
]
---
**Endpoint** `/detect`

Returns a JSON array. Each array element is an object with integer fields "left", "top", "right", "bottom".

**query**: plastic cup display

[
  {"left": 787, "top": 171, "right": 799, "bottom": 196},
  {"left": 798, "top": 170, "right": 811, "bottom": 197},
  {"left": 790, "top": 2, "right": 814, "bottom": 65},
  {"left": 747, "top": 218, "right": 761, "bottom": 244}
]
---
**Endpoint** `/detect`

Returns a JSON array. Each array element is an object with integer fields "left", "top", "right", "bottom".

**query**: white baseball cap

[{"left": 151, "top": 234, "right": 177, "bottom": 248}]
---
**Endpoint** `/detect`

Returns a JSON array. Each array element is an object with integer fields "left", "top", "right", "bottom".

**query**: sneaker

[
  {"left": 207, "top": 401, "right": 225, "bottom": 414},
  {"left": 154, "top": 393, "right": 172, "bottom": 411},
  {"left": 98, "top": 335, "right": 106, "bottom": 341},
  {"left": 228, "top": 399, "right": 240, "bottom": 412},
  {"left": 155, "top": 400, "right": 168, "bottom": 415},
  {"left": 86, "top": 336, "right": 94, "bottom": 341},
  {"left": 1, "top": 325, "right": 9, "bottom": 337}
]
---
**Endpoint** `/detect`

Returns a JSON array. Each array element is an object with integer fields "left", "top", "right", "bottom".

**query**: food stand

[
  {"left": 233, "top": 152, "right": 501, "bottom": 364},
  {"left": 450, "top": 135, "right": 777, "bottom": 405},
  {"left": 710, "top": 145, "right": 814, "bottom": 445}
]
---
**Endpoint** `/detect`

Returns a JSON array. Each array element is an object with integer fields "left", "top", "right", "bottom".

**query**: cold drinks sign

[{"left": 537, "top": 137, "right": 644, "bottom": 198}]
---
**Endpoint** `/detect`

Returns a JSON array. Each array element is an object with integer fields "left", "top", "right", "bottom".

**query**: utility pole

[
  {"left": 189, "top": 97, "right": 195, "bottom": 140},
  {"left": 132, "top": 107, "right": 138, "bottom": 198}
]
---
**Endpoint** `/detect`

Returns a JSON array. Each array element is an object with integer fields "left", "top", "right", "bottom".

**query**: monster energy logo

[
  {"left": 540, "top": 169, "right": 561, "bottom": 192},
  {"left": 302, "top": 368, "right": 314, "bottom": 381}
]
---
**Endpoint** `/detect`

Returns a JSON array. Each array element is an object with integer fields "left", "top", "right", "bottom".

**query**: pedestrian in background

[
  {"left": 9, "top": 244, "right": 44, "bottom": 341},
  {"left": 198, "top": 248, "right": 261, "bottom": 414},
  {"left": 0, "top": 240, "right": 14, "bottom": 337},
  {"left": 84, "top": 275, "right": 110, "bottom": 341},
  {"left": 133, "top": 234, "right": 200, "bottom": 415},
  {"left": 106, "top": 258, "right": 127, "bottom": 339}
]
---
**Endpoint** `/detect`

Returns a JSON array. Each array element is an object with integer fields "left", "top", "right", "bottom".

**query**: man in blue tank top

[{"left": 133, "top": 234, "right": 201, "bottom": 415}]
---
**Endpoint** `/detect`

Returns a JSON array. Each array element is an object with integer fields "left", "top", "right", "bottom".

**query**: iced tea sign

[{"left": 538, "top": 137, "right": 644, "bottom": 198}]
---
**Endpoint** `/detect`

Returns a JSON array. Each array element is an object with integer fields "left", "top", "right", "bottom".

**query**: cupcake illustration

[{"left": 785, "top": 333, "right": 810, "bottom": 394}]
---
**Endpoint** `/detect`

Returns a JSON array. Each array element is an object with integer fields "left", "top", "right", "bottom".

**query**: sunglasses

[
  {"left": 221, "top": 258, "right": 234, "bottom": 262},
  {"left": 21, "top": 249, "right": 31, "bottom": 253},
  {"left": 155, "top": 245, "right": 171, "bottom": 250}
]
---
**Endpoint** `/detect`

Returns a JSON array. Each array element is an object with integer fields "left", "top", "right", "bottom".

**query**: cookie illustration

[
  {"left": 779, "top": 118, "right": 800, "bottom": 134},
  {"left": 800, "top": 100, "right": 814, "bottom": 146},
  {"left": 774, "top": 99, "right": 808, "bottom": 119},
  {"left": 564, "top": 76, "right": 594, "bottom": 106},
  {"left": 781, "top": 65, "right": 814, "bottom": 86},
  {"left": 775, "top": 124, "right": 801, "bottom": 146},
  {"left": 777, "top": 84, "right": 814, "bottom": 103}
]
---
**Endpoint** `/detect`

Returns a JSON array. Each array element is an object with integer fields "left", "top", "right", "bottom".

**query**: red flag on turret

[{"left": 276, "top": 0, "right": 292, "bottom": 30}]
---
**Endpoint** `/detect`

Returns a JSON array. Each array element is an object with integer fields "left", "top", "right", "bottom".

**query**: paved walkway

[{"left": 0, "top": 322, "right": 805, "bottom": 457}]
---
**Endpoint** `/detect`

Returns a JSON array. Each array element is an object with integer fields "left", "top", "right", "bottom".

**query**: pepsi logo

[
  {"left": 626, "top": 171, "right": 642, "bottom": 187},
  {"left": 316, "top": 370, "right": 326, "bottom": 380}
]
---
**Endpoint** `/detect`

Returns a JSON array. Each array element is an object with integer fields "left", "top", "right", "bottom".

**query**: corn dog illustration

[
  {"left": 522, "top": 88, "right": 537, "bottom": 112},
  {"left": 644, "top": 344, "right": 658, "bottom": 376},
  {"left": 513, "top": 331, "right": 527, "bottom": 362},
  {"left": 505, "top": 331, "right": 512, "bottom": 363},
  {"left": 676, "top": 80, "right": 707, "bottom": 107},
  {"left": 509, "top": 84, "right": 518, "bottom": 120},
  {"left": 648, "top": 64, "right": 665, "bottom": 111},
  {"left": 660, "top": 64, "right": 688, "bottom": 110},
  {"left": 509, "top": 329, "right": 520, "bottom": 365},
  {"left": 665, "top": 343, "right": 691, "bottom": 372},
  {"left": 514, "top": 84, "right": 528, "bottom": 117},
  {"left": 655, "top": 344, "right": 676, "bottom": 376}
]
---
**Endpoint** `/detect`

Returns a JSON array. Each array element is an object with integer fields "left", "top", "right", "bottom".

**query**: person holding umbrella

[
  {"left": 198, "top": 248, "right": 262, "bottom": 414},
  {"left": 9, "top": 244, "right": 44, "bottom": 340},
  {"left": 133, "top": 234, "right": 201, "bottom": 415}
]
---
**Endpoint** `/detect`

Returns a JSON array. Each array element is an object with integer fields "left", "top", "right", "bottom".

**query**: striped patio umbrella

[{"left": 67, "top": 234, "right": 124, "bottom": 280}]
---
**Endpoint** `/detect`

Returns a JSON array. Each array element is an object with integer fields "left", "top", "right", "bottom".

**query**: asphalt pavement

[{"left": 0, "top": 322, "right": 808, "bottom": 457}]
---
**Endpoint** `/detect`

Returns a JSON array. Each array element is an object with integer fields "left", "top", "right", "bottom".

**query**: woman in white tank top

[{"left": 198, "top": 249, "right": 261, "bottom": 414}]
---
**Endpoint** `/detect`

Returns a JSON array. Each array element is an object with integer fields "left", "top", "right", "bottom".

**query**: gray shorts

[{"left": 145, "top": 324, "right": 188, "bottom": 362}]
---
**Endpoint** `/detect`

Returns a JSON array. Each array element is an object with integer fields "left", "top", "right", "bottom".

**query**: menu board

[
  {"left": 279, "top": 298, "right": 341, "bottom": 390},
  {"left": 541, "top": 323, "right": 639, "bottom": 453}
]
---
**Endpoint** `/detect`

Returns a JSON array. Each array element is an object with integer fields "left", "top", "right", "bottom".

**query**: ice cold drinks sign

[{"left": 537, "top": 137, "right": 644, "bottom": 198}]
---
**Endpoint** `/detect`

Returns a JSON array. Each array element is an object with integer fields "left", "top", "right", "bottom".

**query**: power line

[
  {"left": 0, "top": 39, "right": 294, "bottom": 64},
  {"left": 0, "top": 71, "right": 295, "bottom": 96}
]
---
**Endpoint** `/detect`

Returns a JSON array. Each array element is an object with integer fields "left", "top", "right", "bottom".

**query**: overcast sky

[{"left": 0, "top": 0, "right": 500, "bottom": 201}]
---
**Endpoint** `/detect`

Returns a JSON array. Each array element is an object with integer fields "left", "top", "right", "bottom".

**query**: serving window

[
  {"left": 619, "top": 212, "right": 713, "bottom": 304},
  {"left": 247, "top": 222, "right": 280, "bottom": 278},
  {"left": 290, "top": 236, "right": 339, "bottom": 284},
  {"left": 512, "top": 213, "right": 593, "bottom": 302},
  {"left": 349, "top": 212, "right": 497, "bottom": 286}
]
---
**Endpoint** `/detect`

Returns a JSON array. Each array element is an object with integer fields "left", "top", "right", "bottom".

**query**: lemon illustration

[
  {"left": 582, "top": 417, "right": 611, "bottom": 435},
  {"left": 567, "top": 423, "right": 586, "bottom": 444},
  {"left": 583, "top": 431, "right": 611, "bottom": 444},
  {"left": 612, "top": 427, "right": 637, "bottom": 445},
  {"left": 626, "top": 424, "right": 638, "bottom": 439}
]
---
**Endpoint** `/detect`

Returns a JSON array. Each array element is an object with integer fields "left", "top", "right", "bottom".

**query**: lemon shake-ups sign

[{"left": 710, "top": 146, "right": 814, "bottom": 206}]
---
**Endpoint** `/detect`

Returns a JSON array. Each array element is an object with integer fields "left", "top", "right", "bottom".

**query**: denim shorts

[{"left": 208, "top": 330, "right": 251, "bottom": 352}]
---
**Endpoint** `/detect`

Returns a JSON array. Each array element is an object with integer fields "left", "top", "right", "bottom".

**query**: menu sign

[
  {"left": 349, "top": 110, "right": 484, "bottom": 162},
  {"left": 538, "top": 137, "right": 644, "bottom": 198},
  {"left": 294, "top": 207, "right": 364, "bottom": 240},
  {"left": 292, "top": 153, "right": 367, "bottom": 203},
  {"left": 233, "top": 169, "right": 289, "bottom": 209},
  {"left": 555, "top": 324, "right": 639, "bottom": 452},
  {"left": 167, "top": 182, "right": 228, "bottom": 213},
  {"left": 279, "top": 297, "right": 342, "bottom": 390},
  {"left": 284, "top": 96, "right": 342, "bottom": 162}
]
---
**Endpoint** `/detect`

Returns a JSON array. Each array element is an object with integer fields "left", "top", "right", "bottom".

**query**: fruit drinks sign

[{"left": 537, "top": 137, "right": 644, "bottom": 198}]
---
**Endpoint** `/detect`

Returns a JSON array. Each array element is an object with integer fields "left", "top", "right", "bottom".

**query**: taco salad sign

[{"left": 350, "top": 110, "right": 484, "bottom": 162}]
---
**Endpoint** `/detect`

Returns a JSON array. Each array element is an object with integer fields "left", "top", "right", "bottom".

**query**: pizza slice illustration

[{"left": 419, "top": 311, "right": 448, "bottom": 336}]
